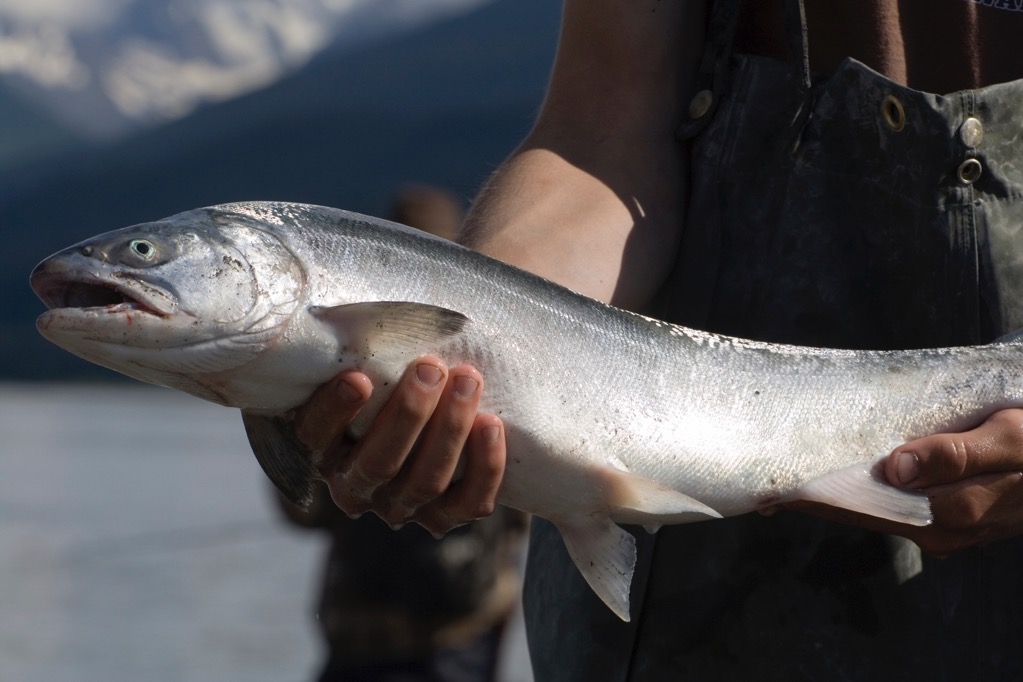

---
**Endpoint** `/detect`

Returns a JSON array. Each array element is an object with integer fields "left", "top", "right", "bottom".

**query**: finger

[
  {"left": 326, "top": 358, "right": 447, "bottom": 515},
  {"left": 295, "top": 371, "right": 373, "bottom": 452},
  {"left": 927, "top": 470, "right": 1023, "bottom": 535},
  {"left": 417, "top": 414, "right": 506, "bottom": 537},
  {"left": 384, "top": 364, "right": 483, "bottom": 525},
  {"left": 888, "top": 473, "right": 1023, "bottom": 557},
  {"left": 886, "top": 408, "right": 1023, "bottom": 488}
]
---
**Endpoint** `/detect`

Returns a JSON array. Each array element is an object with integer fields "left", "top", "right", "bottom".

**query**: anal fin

[
  {"left": 554, "top": 515, "right": 637, "bottom": 622},
  {"left": 551, "top": 468, "right": 721, "bottom": 621}
]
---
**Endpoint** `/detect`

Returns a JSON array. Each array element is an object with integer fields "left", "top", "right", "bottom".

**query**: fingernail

[
  {"left": 482, "top": 424, "right": 501, "bottom": 444},
  {"left": 895, "top": 451, "right": 920, "bottom": 485},
  {"left": 338, "top": 378, "right": 363, "bottom": 402},
  {"left": 389, "top": 505, "right": 413, "bottom": 526},
  {"left": 416, "top": 363, "right": 443, "bottom": 387},
  {"left": 454, "top": 375, "right": 479, "bottom": 399}
]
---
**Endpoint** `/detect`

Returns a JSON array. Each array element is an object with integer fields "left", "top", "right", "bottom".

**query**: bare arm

[{"left": 462, "top": 0, "right": 707, "bottom": 309}]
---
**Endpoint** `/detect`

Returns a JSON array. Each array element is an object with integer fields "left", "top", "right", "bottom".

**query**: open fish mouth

[{"left": 31, "top": 270, "right": 176, "bottom": 318}]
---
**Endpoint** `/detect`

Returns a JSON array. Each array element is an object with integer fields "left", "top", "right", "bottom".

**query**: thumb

[{"left": 885, "top": 408, "right": 1023, "bottom": 488}]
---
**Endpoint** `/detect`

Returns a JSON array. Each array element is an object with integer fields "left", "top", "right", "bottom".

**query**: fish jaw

[
  {"left": 32, "top": 261, "right": 182, "bottom": 344},
  {"left": 32, "top": 260, "right": 224, "bottom": 399},
  {"left": 31, "top": 256, "right": 307, "bottom": 406},
  {"left": 29, "top": 245, "right": 227, "bottom": 370}
]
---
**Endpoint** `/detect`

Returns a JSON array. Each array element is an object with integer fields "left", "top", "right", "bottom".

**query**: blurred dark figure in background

[
  {"left": 389, "top": 184, "right": 463, "bottom": 241},
  {"left": 278, "top": 184, "right": 529, "bottom": 682}
]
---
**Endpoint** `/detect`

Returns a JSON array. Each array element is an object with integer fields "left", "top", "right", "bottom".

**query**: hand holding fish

[
  {"left": 295, "top": 357, "right": 506, "bottom": 537},
  {"left": 887, "top": 407, "right": 1023, "bottom": 556},
  {"left": 780, "top": 407, "right": 1023, "bottom": 556}
]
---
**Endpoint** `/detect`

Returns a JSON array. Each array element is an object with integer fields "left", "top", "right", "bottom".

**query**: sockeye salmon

[{"left": 31, "top": 202, "right": 1023, "bottom": 620}]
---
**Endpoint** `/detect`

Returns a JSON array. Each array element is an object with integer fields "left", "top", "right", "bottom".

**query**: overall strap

[
  {"left": 781, "top": 0, "right": 811, "bottom": 92},
  {"left": 679, "top": 0, "right": 811, "bottom": 136}
]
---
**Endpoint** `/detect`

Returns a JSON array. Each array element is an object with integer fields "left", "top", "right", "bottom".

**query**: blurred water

[{"left": 0, "top": 383, "right": 531, "bottom": 682}]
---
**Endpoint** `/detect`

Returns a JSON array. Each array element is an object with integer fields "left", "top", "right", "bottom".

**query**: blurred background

[{"left": 0, "top": 0, "right": 559, "bottom": 679}]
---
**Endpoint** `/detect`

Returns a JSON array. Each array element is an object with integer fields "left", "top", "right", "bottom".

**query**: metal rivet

[
  {"left": 881, "top": 94, "right": 906, "bottom": 132},
  {"left": 689, "top": 89, "right": 714, "bottom": 119},
  {"left": 957, "top": 158, "right": 983, "bottom": 184},
  {"left": 959, "top": 117, "right": 984, "bottom": 148}
]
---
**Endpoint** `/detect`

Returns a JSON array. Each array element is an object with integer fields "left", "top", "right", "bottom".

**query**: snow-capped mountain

[{"left": 0, "top": 0, "right": 491, "bottom": 138}]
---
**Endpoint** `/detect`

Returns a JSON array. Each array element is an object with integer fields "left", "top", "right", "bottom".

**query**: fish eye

[{"left": 129, "top": 239, "right": 157, "bottom": 261}]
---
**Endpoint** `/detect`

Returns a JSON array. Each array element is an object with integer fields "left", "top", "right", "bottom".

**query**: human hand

[
  {"left": 785, "top": 408, "right": 1023, "bottom": 556},
  {"left": 294, "top": 356, "right": 506, "bottom": 536},
  {"left": 881, "top": 408, "right": 1023, "bottom": 556}
]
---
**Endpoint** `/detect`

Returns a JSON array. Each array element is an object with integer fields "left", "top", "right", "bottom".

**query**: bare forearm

[
  {"left": 461, "top": 148, "right": 660, "bottom": 306},
  {"left": 460, "top": 0, "right": 707, "bottom": 312}
]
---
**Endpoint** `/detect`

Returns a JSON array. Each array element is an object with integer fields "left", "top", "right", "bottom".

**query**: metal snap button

[
  {"left": 957, "top": 158, "right": 983, "bottom": 184},
  {"left": 959, "top": 117, "right": 984, "bottom": 147},
  {"left": 881, "top": 95, "right": 906, "bottom": 132},
  {"left": 689, "top": 90, "right": 714, "bottom": 119}
]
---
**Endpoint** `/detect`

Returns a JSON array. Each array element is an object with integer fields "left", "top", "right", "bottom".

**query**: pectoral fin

[
  {"left": 310, "top": 301, "right": 468, "bottom": 360},
  {"left": 241, "top": 410, "right": 317, "bottom": 509},
  {"left": 794, "top": 462, "right": 932, "bottom": 526}
]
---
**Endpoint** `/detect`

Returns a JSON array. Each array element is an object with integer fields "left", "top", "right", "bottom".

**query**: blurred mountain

[
  {"left": 0, "top": 0, "right": 493, "bottom": 139},
  {"left": 2, "top": 0, "right": 560, "bottom": 380}
]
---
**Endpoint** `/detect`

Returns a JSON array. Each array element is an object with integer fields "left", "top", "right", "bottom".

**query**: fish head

[{"left": 30, "top": 207, "right": 306, "bottom": 402}]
